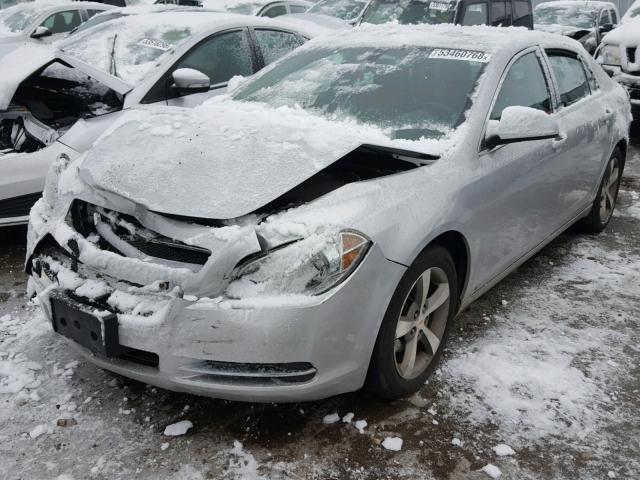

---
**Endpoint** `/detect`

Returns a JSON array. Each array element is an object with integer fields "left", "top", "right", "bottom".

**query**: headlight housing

[
  {"left": 598, "top": 44, "right": 622, "bottom": 66},
  {"left": 227, "top": 229, "right": 371, "bottom": 297},
  {"left": 43, "top": 153, "right": 71, "bottom": 206}
]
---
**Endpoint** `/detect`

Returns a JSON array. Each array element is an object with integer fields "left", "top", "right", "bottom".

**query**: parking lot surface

[{"left": 1, "top": 135, "right": 639, "bottom": 480}]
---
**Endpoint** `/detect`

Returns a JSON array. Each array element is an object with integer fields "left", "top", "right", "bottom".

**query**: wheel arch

[
  {"left": 419, "top": 230, "right": 470, "bottom": 310},
  {"left": 614, "top": 138, "right": 627, "bottom": 170}
]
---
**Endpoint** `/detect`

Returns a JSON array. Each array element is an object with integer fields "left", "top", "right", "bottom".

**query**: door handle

[{"left": 552, "top": 133, "right": 567, "bottom": 149}]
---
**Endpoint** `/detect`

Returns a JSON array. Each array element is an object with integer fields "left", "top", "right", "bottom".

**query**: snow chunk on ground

[
  {"left": 493, "top": 444, "right": 515, "bottom": 456},
  {"left": 354, "top": 420, "right": 367, "bottom": 434},
  {"left": 322, "top": 413, "right": 340, "bottom": 425},
  {"left": 342, "top": 412, "right": 354, "bottom": 423},
  {"left": 451, "top": 437, "right": 463, "bottom": 447},
  {"left": 29, "top": 424, "right": 51, "bottom": 439},
  {"left": 227, "top": 441, "right": 265, "bottom": 480},
  {"left": 481, "top": 464, "right": 502, "bottom": 478},
  {"left": 163, "top": 420, "right": 193, "bottom": 436},
  {"left": 382, "top": 437, "right": 403, "bottom": 451}
]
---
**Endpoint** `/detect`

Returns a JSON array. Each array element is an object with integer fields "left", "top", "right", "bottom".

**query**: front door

[{"left": 468, "top": 48, "right": 566, "bottom": 290}]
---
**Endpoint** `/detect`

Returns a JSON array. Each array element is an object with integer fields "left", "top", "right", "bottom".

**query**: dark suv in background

[{"left": 359, "top": 0, "right": 533, "bottom": 28}]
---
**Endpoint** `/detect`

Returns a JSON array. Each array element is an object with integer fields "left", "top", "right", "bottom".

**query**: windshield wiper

[{"left": 109, "top": 34, "right": 118, "bottom": 78}]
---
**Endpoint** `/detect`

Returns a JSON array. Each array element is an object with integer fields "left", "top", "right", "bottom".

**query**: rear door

[{"left": 542, "top": 49, "right": 612, "bottom": 220}]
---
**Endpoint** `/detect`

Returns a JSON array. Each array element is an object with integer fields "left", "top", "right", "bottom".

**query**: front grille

[
  {"left": 70, "top": 200, "right": 211, "bottom": 265},
  {"left": 0, "top": 191, "right": 41, "bottom": 219}
]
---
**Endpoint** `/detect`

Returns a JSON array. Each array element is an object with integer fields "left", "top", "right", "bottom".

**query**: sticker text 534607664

[{"left": 429, "top": 48, "right": 491, "bottom": 63}]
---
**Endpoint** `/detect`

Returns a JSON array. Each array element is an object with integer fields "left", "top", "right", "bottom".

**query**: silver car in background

[
  {"left": 0, "top": 1, "right": 113, "bottom": 56},
  {"left": 27, "top": 25, "right": 631, "bottom": 402},
  {"left": 0, "top": 10, "right": 324, "bottom": 226}
]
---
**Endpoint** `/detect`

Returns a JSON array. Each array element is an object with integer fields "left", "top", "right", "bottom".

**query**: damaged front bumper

[{"left": 27, "top": 198, "right": 405, "bottom": 402}]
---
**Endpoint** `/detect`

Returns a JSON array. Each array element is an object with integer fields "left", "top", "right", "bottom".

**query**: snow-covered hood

[
  {"left": 77, "top": 100, "right": 448, "bottom": 220},
  {"left": 602, "top": 18, "right": 640, "bottom": 46},
  {"left": 0, "top": 44, "right": 133, "bottom": 110},
  {"left": 534, "top": 23, "right": 591, "bottom": 37}
]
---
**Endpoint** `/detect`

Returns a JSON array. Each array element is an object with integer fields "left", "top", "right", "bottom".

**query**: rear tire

[
  {"left": 576, "top": 148, "right": 623, "bottom": 234},
  {"left": 365, "top": 246, "right": 458, "bottom": 400}
]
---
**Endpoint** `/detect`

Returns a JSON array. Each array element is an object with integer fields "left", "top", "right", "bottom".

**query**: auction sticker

[
  {"left": 138, "top": 38, "right": 172, "bottom": 51},
  {"left": 429, "top": 48, "right": 491, "bottom": 63}
]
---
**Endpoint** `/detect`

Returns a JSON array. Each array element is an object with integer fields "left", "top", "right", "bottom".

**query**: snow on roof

[
  {"left": 535, "top": 0, "right": 615, "bottom": 10},
  {"left": 600, "top": 16, "right": 640, "bottom": 44},
  {"left": 201, "top": 0, "right": 278, "bottom": 15},
  {"left": 622, "top": 0, "right": 640, "bottom": 22},
  {"left": 302, "top": 23, "right": 577, "bottom": 57}
]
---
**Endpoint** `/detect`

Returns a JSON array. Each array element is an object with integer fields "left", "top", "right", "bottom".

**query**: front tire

[
  {"left": 366, "top": 246, "right": 458, "bottom": 400},
  {"left": 576, "top": 148, "right": 623, "bottom": 234}
]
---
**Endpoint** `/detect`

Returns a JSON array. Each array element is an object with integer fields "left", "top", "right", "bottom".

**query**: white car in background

[
  {"left": 0, "top": 1, "right": 113, "bottom": 57},
  {"left": 201, "top": 0, "right": 313, "bottom": 16},
  {"left": 596, "top": 17, "right": 640, "bottom": 117},
  {"left": 0, "top": 10, "right": 327, "bottom": 226},
  {"left": 621, "top": 0, "right": 640, "bottom": 22},
  {"left": 306, "top": 0, "right": 370, "bottom": 23}
]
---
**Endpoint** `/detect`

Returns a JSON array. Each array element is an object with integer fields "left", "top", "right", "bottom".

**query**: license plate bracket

[{"left": 50, "top": 296, "right": 126, "bottom": 357}]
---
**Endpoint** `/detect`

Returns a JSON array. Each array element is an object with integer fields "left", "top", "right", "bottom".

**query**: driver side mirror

[
  {"left": 485, "top": 106, "right": 560, "bottom": 150},
  {"left": 31, "top": 26, "right": 52, "bottom": 39},
  {"left": 171, "top": 68, "right": 210, "bottom": 94},
  {"left": 599, "top": 23, "right": 615, "bottom": 34}
]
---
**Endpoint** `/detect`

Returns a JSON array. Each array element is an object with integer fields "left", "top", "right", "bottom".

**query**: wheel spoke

[
  {"left": 415, "top": 270, "right": 431, "bottom": 316},
  {"left": 398, "top": 334, "right": 418, "bottom": 377},
  {"left": 608, "top": 167, "right": 619, "bottom": 190},
  {"left": 425, "top": 282, "right": 450, "bottom": 316},
  {"left": 421, "top": 326, "right": 441, "bottom": 354},
  {"left": 396, "top": 316, "right": 415, "bottom": 339}
]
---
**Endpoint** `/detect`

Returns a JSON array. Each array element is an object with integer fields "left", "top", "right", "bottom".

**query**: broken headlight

[{"left": 228, "top": 230, "right": 370, "bottom": 297}]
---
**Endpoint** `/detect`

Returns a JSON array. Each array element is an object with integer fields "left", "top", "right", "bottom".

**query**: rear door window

[
  {"left": 546, "top": 51, "right": 591, "bottom": 107},
  {"left": 254, "top": 29, "right": 304, "bottom": 65},
  {"left": 490, "top": 0, "right": 511, "bottom": 26},
  {"left": 461, "top": 2, "right": 489, "bottom": 25},
  {"left": 262, "top": 4, "right": 288, "bottom": 17},
  {"left": 490, "top": 51, "right": 552, "bottom": 120},
  {"left": 289, "top": 4, "right": 308, "bottom": 13},
  {"left": 512, "top": 0, "right": 531, "bottom": 27}
]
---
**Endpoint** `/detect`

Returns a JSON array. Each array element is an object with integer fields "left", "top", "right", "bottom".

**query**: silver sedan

[{"left": 26, "top": 25, "right": 632, "bottom": 402}]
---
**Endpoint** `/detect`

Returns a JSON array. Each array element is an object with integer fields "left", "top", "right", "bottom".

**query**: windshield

[
  {"left": 361, "top": 0, "right": 456, "bottom": 25},
  {"left": 534, "top": 4, "right": 596, "bottom": 29},
  {"left": 233, "top": 46, "right": 487, "bottom": 140},
  {"left": 58, "top": 17, "right": 194, "bottom": 85},
  {"left": 307, "top": 0, "right": 368, "bottom": 21},
  {"left": 0, "top": 4, "right": 40, "bottom": 35}
]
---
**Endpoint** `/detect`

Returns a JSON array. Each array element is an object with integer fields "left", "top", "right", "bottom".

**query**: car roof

[
  {"left": 535, "top": 0, "right": 616, "bottom": 11},
  {"left": 19, "top": 0, "right": 113, "bottom": 12},
  {"left": 88, "top": 9, "right": 306, "bottom": 31},
  {"left": 304, "top": 23, "right": 581, "bottom": 58},
  {"left": 201, "top": 0, "right": 310, "bottom": 14}
]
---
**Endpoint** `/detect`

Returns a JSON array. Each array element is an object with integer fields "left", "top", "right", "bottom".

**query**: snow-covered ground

[{"left": 1, "top": 138, "right": 639, "bottom": 479}]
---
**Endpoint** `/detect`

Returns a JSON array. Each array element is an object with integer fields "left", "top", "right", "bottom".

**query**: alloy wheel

[
  {"left": 600, "top": 156, "right": 621, "bottom": 222},
  {"left": 394, "top": 267, "right": 450, "bottom": 380}
]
